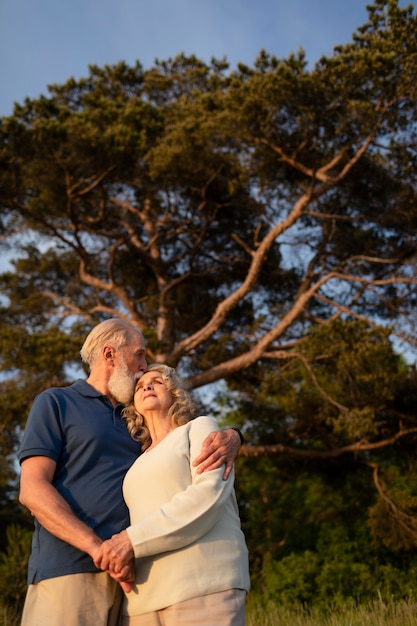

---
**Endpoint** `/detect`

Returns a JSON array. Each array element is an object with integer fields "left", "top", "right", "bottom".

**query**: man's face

[
  {"left": 108, "top": 333, "right": 148, "bottom": 404},
  {"left": 123, "top": 332, "right": 148, "bottom": 376}
]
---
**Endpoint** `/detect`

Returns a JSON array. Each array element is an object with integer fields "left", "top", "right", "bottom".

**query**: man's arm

[
  {"left": 192, "top": 428, "right": 242, "bottom": 480},
  {"left": 19, "top": 456, "right": 103, "bottom": 560},
  {"left": 20, "top": 456, "right": 135, "bottom": 591}
]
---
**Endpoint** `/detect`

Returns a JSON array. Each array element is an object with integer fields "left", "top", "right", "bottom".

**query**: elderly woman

[{"left": 96, "top": 364, "right": 250, "bottom": 626}]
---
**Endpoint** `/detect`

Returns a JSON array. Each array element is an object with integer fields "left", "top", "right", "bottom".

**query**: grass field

[{"left": 246, "top": 597, "right": 417, "bottom": 626}]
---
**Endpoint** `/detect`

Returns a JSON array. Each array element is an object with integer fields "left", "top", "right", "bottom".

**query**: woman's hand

[
  {"left": 94, "top": 530, "right": 135, "bottom": 580},
  {"left": 107, "top": 558, "right": 136, "bottom": 593}
]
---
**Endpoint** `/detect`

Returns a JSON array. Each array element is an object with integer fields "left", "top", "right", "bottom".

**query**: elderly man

[{"left": 19, "top": 318, "right": 242, "bottom": 626}]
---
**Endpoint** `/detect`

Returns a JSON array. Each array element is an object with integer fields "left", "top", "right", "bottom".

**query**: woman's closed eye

[{"left": 136, "top": 377, "right": 165, "bottom": 391}]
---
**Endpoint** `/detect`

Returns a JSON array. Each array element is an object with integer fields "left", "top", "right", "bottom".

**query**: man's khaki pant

[{"left": 21, "top": 572, "right": 123, "bottom": 626}]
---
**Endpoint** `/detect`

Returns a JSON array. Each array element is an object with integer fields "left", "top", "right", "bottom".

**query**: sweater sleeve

[{"left": 126, "top": 416, "right": 236, "bottom": 558}]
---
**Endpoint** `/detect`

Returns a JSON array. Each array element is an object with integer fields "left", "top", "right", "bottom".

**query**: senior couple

[{"left": 18, "top": 318, "right": 250, "bottom": 626}]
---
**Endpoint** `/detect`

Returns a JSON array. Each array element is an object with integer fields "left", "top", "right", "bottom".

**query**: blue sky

[{"left": 0, "top": 0, "right": 400, "bottom": 117}]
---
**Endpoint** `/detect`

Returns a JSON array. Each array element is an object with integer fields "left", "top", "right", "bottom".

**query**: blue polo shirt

[{"left": 18, "top": 379, "right": 141, "bottom": 583}]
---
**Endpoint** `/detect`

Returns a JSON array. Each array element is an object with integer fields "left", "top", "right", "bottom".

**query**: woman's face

[{"left": 133, "top": 370, "right": 173, "bottom": 415}]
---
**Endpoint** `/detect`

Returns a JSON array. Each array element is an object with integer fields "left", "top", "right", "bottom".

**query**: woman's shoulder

[{"left": 188, "top": 415, "right": 220, "bottom": 433}]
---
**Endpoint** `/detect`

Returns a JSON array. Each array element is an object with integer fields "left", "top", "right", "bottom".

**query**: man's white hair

[{"left": 80, "top": 319, "right": 143, "bottom": 368}]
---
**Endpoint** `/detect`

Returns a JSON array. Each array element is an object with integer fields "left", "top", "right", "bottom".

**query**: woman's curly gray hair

[{"left": 122, "top": 364, "right": 197, "bottom": 451}]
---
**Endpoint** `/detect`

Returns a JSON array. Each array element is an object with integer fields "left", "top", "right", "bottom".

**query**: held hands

[
  {"left": 93, "top": 530, "right": 135, "bottom": 593},
  {"left": 192, "top": 428, "right": 241, "bottom": 480}
]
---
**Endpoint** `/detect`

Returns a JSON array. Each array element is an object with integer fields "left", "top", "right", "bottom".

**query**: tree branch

[
  {"left": 239, "top": 427, "right": 417, "bottom": 459},
  {"left": 172, "top": 188, "right": 317, "bottom": 363}
]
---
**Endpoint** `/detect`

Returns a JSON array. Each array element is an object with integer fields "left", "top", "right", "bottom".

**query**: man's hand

[{"left": 192, "top": 428, "right": 241, "bottom": 480}]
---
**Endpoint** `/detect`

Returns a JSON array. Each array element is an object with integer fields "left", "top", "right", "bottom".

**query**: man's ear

[{"left": 104, "top": 346, "right": 114, "bottom": 360}]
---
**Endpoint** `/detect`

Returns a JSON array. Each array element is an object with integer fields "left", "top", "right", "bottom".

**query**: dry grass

[{"left": 246, "top": 597, "right": 417, "bottom": 626}]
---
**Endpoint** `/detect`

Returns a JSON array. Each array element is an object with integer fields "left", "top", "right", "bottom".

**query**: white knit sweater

[{"left": 122, "top": 415, "right": 250, "bottom": 616}]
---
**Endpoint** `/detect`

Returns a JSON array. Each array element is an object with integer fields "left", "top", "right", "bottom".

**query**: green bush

[{"left": 258, "top": 530, "right": 417, "bottom": 610}]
